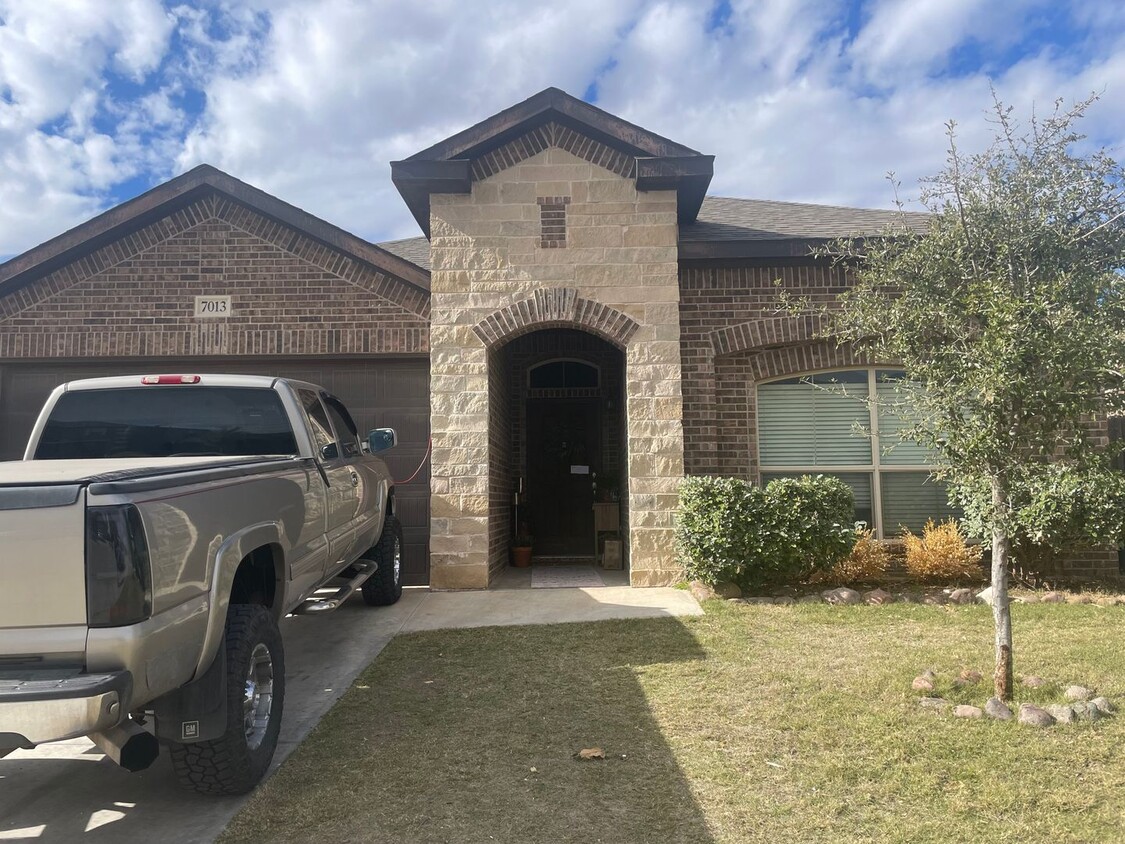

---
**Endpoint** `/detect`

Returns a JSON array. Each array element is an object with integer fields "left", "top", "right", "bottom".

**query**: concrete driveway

[{"left": 0, "top": 585, "right": 699, "bottom": 843}]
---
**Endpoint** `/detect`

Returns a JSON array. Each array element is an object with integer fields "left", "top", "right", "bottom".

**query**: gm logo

[{"left": 182, "top": 721, "right": 200, "bottom": 740}]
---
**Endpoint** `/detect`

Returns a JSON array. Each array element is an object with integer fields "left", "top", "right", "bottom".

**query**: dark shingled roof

[
  {"left": 377, "top": 236, "right": 432, "bottom": 271},
  {"left": 377, "top": 195, "right": 930, "bottom": 272},
  {"left": 681, "top": 196, "right": 931, "bottom": 242}
]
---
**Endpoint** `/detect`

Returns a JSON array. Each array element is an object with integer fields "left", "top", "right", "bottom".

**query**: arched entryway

[{"left": 488, "top": 328, "right": 627, "bottom": 582}]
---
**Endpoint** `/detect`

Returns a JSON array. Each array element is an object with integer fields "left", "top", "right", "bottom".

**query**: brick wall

[
  {"left": 679, "top": 261, "right": 1119, "bottom": 580},
  {"left": 0, "top": 192, "right": 430, "bottom": 359}
]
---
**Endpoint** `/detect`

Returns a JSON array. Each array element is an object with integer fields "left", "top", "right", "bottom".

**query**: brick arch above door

[{"left": 471, "top": 287, "right": 640, "bottom": 350}]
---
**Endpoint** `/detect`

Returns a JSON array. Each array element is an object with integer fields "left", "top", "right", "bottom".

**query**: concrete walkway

[{"left": 0, "top": 584, "right": 700, "bottom": 844}]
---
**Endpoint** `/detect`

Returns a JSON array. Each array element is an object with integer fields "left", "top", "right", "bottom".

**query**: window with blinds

[{"left": 757, "top": 368, "right": 958, "bottom": 536}]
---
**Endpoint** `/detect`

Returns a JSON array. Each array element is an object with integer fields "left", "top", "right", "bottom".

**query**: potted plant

[{"left": 512, "top": 532, "right": 533, "bottom": 568}]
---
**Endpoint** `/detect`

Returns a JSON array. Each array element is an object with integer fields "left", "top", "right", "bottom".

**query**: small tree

[{"left": 823, "top": 94, "right": 1125, "bottom": 699}]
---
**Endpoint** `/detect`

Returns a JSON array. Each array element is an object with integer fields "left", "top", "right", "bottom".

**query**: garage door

[{"left": 0, "top": 359, "right": 432, "bottom": 585}]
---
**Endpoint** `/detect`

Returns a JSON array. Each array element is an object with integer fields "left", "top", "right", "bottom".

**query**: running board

[{"left": 294, "top": 559, "right": 378, "bottom": 614}]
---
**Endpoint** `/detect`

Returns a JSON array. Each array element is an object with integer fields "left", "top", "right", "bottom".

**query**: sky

[{"left": 1, "top": 0, "right": 1124, "bottom": 260}]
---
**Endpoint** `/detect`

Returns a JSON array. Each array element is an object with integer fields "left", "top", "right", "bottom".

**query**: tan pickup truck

[{"left": 0, "top": 374, "right": 404, "bottom": 794}]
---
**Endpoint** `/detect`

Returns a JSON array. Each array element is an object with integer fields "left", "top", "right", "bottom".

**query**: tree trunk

[{"left": 991, "top": 477, "right": 1014, "bottom": 700}]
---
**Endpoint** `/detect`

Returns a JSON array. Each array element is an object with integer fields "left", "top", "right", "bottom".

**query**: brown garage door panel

[{"left": 0, "top": 359, "right": 432, "bottom": 586}]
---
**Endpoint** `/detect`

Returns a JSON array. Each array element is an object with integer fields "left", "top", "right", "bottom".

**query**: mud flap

[{"left": 153, "top": 646, "right": 228, "bottom": 743}]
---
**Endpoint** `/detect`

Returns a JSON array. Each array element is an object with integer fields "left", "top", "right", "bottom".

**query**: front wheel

[
  {"left": 361, "top": 515, "right": 404, "bottom": 606},
  {"left": 168, "top": 604, "right": 285, "bottom": 795}
]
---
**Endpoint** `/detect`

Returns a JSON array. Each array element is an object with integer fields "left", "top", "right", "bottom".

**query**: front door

[{"left": 526, "top": 398, "right": 599, "bottom": 557}]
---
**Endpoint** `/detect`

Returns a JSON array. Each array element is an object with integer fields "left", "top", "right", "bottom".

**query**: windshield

[{"left": 35, "top": 386, "right": 297, "bottom": 459}]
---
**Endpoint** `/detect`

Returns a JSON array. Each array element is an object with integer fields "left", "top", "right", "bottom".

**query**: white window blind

[
  {"left": 758, "top": 373, "right": 870, "bottom": 467},
  {"left": 879, "top": 471, "right": 960, "bottom": 534}
]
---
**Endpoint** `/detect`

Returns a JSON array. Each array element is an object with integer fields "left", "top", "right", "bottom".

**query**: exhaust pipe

[{"left": 90, "top": 719, "right": 159, "bottom": 772}]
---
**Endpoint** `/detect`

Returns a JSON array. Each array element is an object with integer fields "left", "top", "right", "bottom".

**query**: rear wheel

[
  {"left": 361, "top": 515, "right": 404, "bottom": 606},
  {"left": 168, "top": 604, "right": 285, "bottom": 795}
]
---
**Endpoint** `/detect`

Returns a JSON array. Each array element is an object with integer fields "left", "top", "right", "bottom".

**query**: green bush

[{"left": 678, "top": 474, "right": 856, "bottom": 591}]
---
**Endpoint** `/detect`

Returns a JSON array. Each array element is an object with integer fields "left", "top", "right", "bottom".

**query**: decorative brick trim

[
  {"left": 470, "top": 121, "right": 636, "bottom": 181},
  {"left": 0, "top": 193, "right": 429, "bottom": 326},
  {"left": 537, "top": 195, "right": 570, "bottom": 248},
  {"left": 0, "top": 199, "right": 213, "bottom": 323},
  {"left": 710, "top": 315, "right": 830, "bottom": 356},
  {"left": 472, "top": 287, "right": 640, "bottom": 349}
]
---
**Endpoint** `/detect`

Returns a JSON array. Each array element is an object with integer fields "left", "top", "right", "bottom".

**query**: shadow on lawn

[{"left": 222, "top": 614, "right": 716, "bottom": 844}]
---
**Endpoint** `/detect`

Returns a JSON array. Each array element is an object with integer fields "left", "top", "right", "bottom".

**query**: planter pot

[{"left": 512, "top": 546, "right": 533, "bottom": 568}]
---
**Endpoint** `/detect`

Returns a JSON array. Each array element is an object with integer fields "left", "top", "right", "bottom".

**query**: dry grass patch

[{"left": 221, "top": 602, "right": 1125, "bottom": 844}]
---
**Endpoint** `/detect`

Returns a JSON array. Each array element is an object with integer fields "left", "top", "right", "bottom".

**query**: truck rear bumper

[{"left": 0, "top": 670, "right": 131, "bottom": 748}]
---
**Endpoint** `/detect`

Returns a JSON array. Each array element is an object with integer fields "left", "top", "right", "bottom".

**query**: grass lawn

[{"left": 220, "top": 601, "right": 1125, "bottom": 844}]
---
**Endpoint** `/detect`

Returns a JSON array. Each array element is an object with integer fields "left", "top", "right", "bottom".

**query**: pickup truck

[{"left": 0, "top": 374, "right": 405, "bottom": 795}]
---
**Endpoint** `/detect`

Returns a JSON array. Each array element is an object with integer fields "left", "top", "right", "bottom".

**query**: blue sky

[{"left": 2, "top": 0, "right": 1124, "bottom": 260}]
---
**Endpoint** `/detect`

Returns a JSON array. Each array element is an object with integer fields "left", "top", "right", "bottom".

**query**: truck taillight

[
  {"left": 85, "top": 505, "right": 152, "bottom": 627},
  {"left": 141, "top": 375, "right": 201, "bottom": 384}
]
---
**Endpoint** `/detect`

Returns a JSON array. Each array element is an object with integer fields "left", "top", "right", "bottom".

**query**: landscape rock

[
  {"left": 1042, "top": 591, "right": 1066, "bottom": 604},
  {"left": 689, "top": 581, "right": 716, "bottom": 602},
  {"left": 1070, "top": 701, "right": 1103, "bottom": 721},
  {"left": 865, "top": 588, "right": 894, "bottom": 605},
  {"left": 822, "top": 587, "right": 863, "bottom": 606},
  {"left": 1095, "top": 596, "right": 1117, "bottom": 607},
  {"left": 976, "top": 587, "right": 994, "bottom": 605},
  {"left": 912, "top": 676, "right": 936, "bottom": 692},
  {"left": 714, "top": 581, "right": 743, "bottom": 600},
  {"left": 772, "top": 596, "right": 797, "bottom": 606},
  {"left": 1067, "top": 594, "right": 1092, "bottom": 605},
  {"left": 1065, "top": 685, "right": 1093, "bottom": 701},
  {"left": 1090, "top": 697, "right": 1114, "bottom": 715},
  {"left": 797, "top": 594, "right": 823, "bottom": 604},
  {"left": 954, "top": 704, "right": 984, "bottom": 719},
  {"left": 898, "top": 593, "right": 920, "bottom": 604},
  {"left": 921, "top": 669, "right": 937, "bottom": 682},
  {"left": 959, "top": 669, "right": 984, "bottom": 684},
  {"left": 1018, "top": 704, "right": 1056, "bottom": 727},
  {"left": 1021, "top": 675, "right": 1047, "bottom": 689},
  {"left": 1046, "top": 704, "right": 1077, "bottom": 724},
  {"left": 1018, "top": 593, "right": 1040, "bottom": 604},
  {"left": 949, "top": 588, "right": 975, "bottom": 605},
  {"left": 985, "top": 697, "right": 1013, "bottom": 720},
  {"left": 742, "top": 597, "right": 775, "bottom": 605},
  {"left": 922, "top": 593, "right": 948, "bottom": 605},
  {"left": 918, "top": 697, "right": 949, "bottom": 710}
]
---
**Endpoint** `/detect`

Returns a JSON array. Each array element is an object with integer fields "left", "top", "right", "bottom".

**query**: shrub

[
  {"left": 678, "top": 474, "right": 855, "bottom": 591},
  {"left": 902, "top": 518, "right": 984, "bottom": 583},
  {"left": 817, "top": 528, "right": 892, "bottom": 585}
]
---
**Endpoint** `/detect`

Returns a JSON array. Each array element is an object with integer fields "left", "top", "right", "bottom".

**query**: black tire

[
  {"left": 168, "top": 604, "right": 285, "bottom": 795},
  {"left": 361, "top": 514, "right": 404, "bottom": 606}
]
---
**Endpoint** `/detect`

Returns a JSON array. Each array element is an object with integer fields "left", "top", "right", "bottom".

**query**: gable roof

[
  {"left": 391, "top": 87, "right": 714, "bottom": 236},
  {"left": 0, "top": 164, "right": 431, "bottom": 298}
]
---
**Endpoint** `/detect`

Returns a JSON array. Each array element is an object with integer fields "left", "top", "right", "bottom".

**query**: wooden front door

[{"left": 526, "top": 398, "right": 600, "bottom": 557}]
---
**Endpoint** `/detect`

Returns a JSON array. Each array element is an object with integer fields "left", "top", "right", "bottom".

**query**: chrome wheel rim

[
  {"left": 393, "top": 537, "right": 402, "bottom": 585},
  {"left": 243, "top": 642, "right": 274, "bottom": 750}
]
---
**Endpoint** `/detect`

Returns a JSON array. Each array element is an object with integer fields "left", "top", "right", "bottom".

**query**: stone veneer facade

[{"left": 428, "top": 145, "right": 684, "bottom": 589}]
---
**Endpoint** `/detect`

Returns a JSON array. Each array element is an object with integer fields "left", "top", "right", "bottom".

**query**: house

[{"left": 0, "top": 88, "right": 1114, "bottom": 587}]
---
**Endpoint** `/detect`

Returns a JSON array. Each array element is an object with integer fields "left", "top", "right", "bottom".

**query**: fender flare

[{"left": 191, "top": 522, "right": 285, "bottom": 680}]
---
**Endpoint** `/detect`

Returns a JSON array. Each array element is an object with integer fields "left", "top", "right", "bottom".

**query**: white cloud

[
  {"left": 1, "top": 0, "right": 1124, "bottom": 259},
  {"left": 0, "top": 0, "right": 173, "bottom": 253}
]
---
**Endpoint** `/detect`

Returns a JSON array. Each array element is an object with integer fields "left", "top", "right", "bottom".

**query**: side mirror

[
  {"left": 320, "top": 443, "right": 339, "bottom": 461},
  {"left": 367, "top": 428, "right": 397, "bottom": 454}
]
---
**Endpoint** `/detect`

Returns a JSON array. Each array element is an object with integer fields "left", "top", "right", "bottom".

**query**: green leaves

[
  {"left": 677, "top": 475, "right": 855, "bottom": 591},
  {"left": 826, "top": 93, "right": 1125, "bottom": 552}
]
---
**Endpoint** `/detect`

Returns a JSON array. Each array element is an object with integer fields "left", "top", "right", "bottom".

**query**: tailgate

[{"left": 0, "top": 485, "right": 88, "bottom": 664}]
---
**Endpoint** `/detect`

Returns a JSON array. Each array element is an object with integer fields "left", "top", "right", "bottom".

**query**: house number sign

[{"left": 194, "top": 295, "right": 232, "bottom": 318}]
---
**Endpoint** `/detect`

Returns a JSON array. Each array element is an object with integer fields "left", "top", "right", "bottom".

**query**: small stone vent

[{"left": 537, "top": 196, "right": 570, "bottom": 248}]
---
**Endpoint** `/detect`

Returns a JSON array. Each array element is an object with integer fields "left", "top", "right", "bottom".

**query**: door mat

[{"left": 531, "top": 565, "right": 605, "bottom": 589}]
